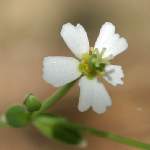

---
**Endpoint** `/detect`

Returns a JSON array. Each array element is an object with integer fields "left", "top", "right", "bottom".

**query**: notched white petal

[
  {"left": 60, "top": 23, "right": 89, "bottom": 59},
  {"left": 43, "top": 56, "right": 81, "bottom": 87},
  {"left": 94, "top": 22, "right": 128, "bottom": 59},
  {"left": 78, "top": 76, "right": 112, "bottom": 114},
  {"left": 104, "top": 65, "right": 124, "bottom": 86}
]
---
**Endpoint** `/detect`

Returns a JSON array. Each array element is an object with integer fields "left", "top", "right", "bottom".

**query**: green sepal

[
  {"left": 6, "top": 105, "right": 30, "bottom": 128},
  {"left": 24, "top": 93, "right": 41, "bottom": 112},
  {"left": 33, "top": 114, "right": 84, "bottom": 145}
]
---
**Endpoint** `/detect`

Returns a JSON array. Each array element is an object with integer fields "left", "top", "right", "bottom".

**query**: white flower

[{"left": 43, "top": 22, "right": 128, "bottom": 114}]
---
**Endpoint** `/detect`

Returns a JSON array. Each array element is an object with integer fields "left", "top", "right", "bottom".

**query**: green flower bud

[
  {"left": 24, "top": 94, "right": 41, "bottom": 112},
  {"left": 6, "top": 105, "right": 30, "bottom": 128},
  {"left": 33, "top": 115, "right": 84, "bottom": 145}
]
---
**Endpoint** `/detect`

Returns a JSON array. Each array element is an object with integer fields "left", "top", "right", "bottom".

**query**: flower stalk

[
  {"left": 55, "top": 121, "right": 150, "bottom": 149},
  {"left": 1, "top": 81, "right": 150, "bottom": 149},
  {"left": 84, "top": 127, "right": 150, "bottom": 150},
  {"left": 31, "top": 81, "right": 150, "bottom": 149},
  {"left": 33, "top": 79, "right": 77, "bottom": 116}
]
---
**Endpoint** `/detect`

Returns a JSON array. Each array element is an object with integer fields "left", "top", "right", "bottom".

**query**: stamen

[
  {"left": 95, "top": 48, "right": 101, "bottom": 61},
  {"left": 79, "top": 47, "right": 111, "bottom": 78},
  {"left": 89, "top": 47, "right": 94, "bottom": 55},
  {"left": 100, "top": 48, "right": 106, "bottom": 58}
]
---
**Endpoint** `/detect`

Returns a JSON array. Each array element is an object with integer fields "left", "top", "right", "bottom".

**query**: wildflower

[{"left": 43, "top": 22, "right": 128, "bottom": 113}]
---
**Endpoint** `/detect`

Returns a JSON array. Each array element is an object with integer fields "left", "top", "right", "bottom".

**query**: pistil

[{"left": 79, "top": 48, "right": 110, "bottom": 79}]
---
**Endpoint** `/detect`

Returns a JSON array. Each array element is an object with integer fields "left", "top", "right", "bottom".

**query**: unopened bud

[
  {"left": 6, "top": 105, "right": 30, "bottom": 128},
  {"left": 24, "top": 94, "right": 41, "bottom": 112},
  {"left": 33, "top": 115, "right": 84, "bottom": 145}
]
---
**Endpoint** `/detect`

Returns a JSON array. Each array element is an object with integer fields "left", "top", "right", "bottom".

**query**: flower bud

[
  {"left": 6, "top": 105, "right": 30, "bottom": 128},
  {"left": 24, "top": 94, "right": 41, "bottom": 112},
  {"left": 33, "top": 115, "right": 84, "bottom": 145}
]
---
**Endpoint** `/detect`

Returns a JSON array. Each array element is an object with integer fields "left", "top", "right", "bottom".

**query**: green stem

[
  {"left": 58, "top": 120, "right": 149, "bottom": 150},
  {"left": 68, "top": 122, "right": 150, "bottom": 149},
  {"left": 34, "top": 80, "right": 77, "bottom": 116},
  {"left": 80, "top": 125, "right": 150, "bottom": 150},
  {"left": 32, "top": 79, "right": 150, "bottom": 149},
  {"left": 47, "top": 119, "right": 150, "bottom": 149}
]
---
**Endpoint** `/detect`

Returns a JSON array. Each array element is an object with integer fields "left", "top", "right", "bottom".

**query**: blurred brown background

[{"left": 0, "top": 0, "right": 150, "bottom": 150}]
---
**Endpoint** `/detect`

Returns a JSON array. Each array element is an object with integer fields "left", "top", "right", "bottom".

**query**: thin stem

[
  {"left": 73, "top": 123, "right": 150, "bottom": 150},
  {"left": 34, "top": 80, "right": 77, "bottom": 116},
  {"left": 86, "top": 127, "right": 150, "bottom": 150},
  {"left": 31, "top": 79, "right": 150, "bottom": 149}
]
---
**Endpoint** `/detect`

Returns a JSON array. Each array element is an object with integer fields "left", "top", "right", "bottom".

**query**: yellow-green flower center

[{"left": 79, "top": 48, "right": 110, "bottom": 79}]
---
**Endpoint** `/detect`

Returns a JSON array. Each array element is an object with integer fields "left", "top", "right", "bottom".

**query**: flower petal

[
  {"left": 43, "top": 56, "right": 81, "bottom": 87},
  {"left": 104, "top": 65, "right": 124, "bottom": 86},
  {"left": 60, "top": 23, "right": 89, "bottom": 59},
  {"left": 78, "top": 76, "right": 112, "bottom": 114},
  {"left": 94, "top": 22, "right": 128, "bottom": 59}
]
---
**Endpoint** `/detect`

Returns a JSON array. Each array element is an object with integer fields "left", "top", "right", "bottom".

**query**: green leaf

[
  {"left": 6, "top": 105, "right": 30, "bottom": 128},
  {"left": 33, "top": 115, "right": 84, "bottom": 145},
  {"left": 24, "top": 94, "right": 41, "bottom": 112}
]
